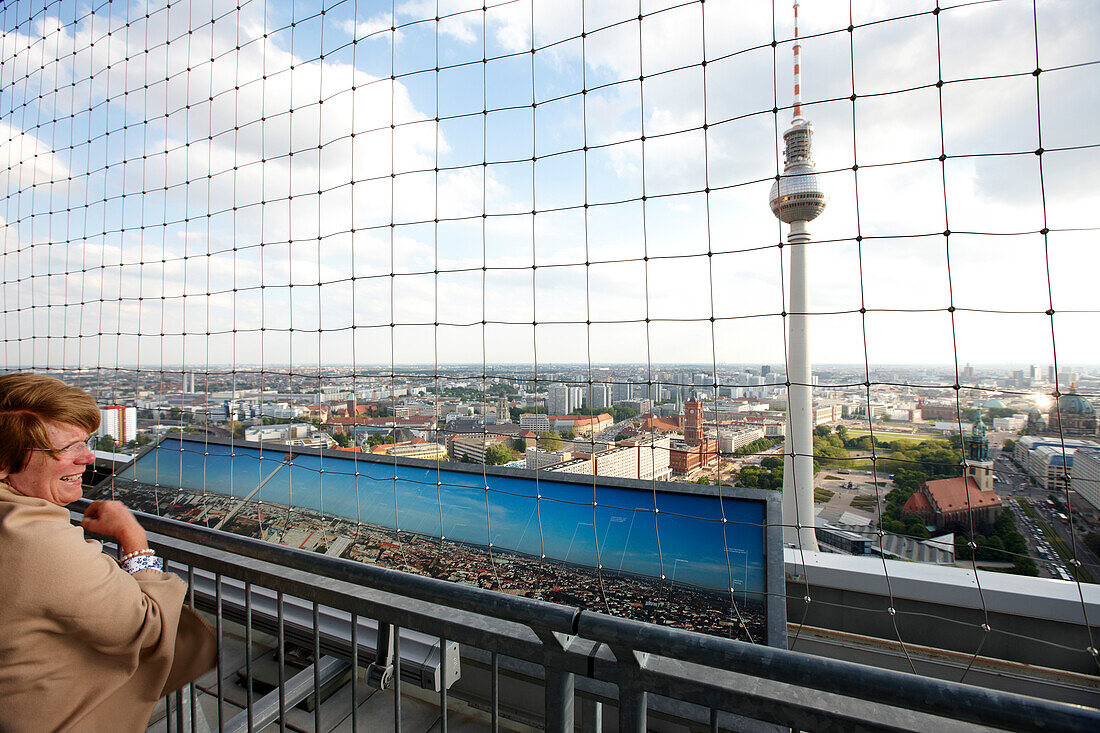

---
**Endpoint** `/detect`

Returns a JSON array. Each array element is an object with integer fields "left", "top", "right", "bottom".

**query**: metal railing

[{"left": 76, "top": 502, "right": 1100, "bottom": 733}]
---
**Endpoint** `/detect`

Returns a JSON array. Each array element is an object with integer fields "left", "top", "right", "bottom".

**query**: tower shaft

[{"left": 782, "top": 221, "right": 818, "bottom": 550}]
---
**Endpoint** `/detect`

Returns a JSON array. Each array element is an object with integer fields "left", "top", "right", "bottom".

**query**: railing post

[
  {"left": 439, "top": 636, "right": 449, "bottom": 733},
  {"left": 611, "top": 646, "right": 648, "bottom": 733},
  {"left": 536, "top": 629, "right": 578, "bottom": 733},
  {"left": 544, "top": 667, "right": 575, "bottom": 733},
  {"left": 581, "top": 697, "right": 603, "bottom": 733},
  {"left": 618, "top": 684, "right": 647, "bottom": 733}
]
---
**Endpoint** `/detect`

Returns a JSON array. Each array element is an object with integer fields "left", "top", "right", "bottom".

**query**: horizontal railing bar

[
  {"left": 577, "top": 612, "right": 1100, "bottom": 733},
  {"left": 222, "top": 656, "right": 350, "bottom": 733},
  {"left": 76, "top": 500, "right": 580, "bottom": 635},
  {"left": 75, "top": 503, "right": 1100, "bottom": 733}
]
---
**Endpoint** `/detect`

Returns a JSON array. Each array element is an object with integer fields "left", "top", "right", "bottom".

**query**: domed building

[
  {"left": 982, "top": 398, "right": 1007, "bottom": 410},
  {"left": 1026, "top": 407, "right": 1046, "bottom": 433},
  {"left": 1047, "top": 385, "right": 1097, "bottom": 437}
]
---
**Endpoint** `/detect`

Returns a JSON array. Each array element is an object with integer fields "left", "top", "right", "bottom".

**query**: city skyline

[{"left": 1, "top": 0, "right": 1098, "bottom": 370}]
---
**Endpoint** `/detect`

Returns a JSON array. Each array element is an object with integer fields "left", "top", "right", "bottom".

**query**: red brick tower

[{"left": 684, "top": 397, "right": 702, "bottom": 445}]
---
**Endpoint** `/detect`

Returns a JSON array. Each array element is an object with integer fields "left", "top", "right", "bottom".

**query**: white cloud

[
  {"left": 342, "top": 15, "right": 395, "bottom": 40},
  {"left": 0, "top": 123, "right": 70, "bottom": 193}
]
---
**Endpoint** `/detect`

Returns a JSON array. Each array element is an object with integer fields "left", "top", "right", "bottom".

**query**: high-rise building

[
  {"left": 98, "top": 405, "right": 137, "bottom": 445},
  {"left": 769, "top": 0, "right": 827, "bottom": 551},
  {"left": 587, "top": 383, "right": 612, "bottom": 410},
  {"left": 611, "top": 381, "right": 633, "bottom": 402},
  {"left": 569, "top": 386, "right": 585, "bottom": 413},
  {"left": 548, "top": 384, "right": 571, "bottom": 415}
]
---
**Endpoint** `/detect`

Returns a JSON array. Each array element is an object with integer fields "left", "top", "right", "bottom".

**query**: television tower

[{"left": 769, "top": 0, "right": 827, "bottom": 550}]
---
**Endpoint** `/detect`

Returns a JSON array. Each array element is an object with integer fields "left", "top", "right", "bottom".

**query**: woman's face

[{"left": 5, "top": 421, "right": 95, "bottom": 506}]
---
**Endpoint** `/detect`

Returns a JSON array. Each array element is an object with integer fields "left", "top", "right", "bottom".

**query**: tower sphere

[{"left": 769, "top": 121, "right": 827, "bottom": 223}]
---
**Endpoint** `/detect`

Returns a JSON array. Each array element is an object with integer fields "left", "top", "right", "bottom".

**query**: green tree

[
  {"left": 737, "top": 461, "right": 782, "bottom": 490},
  {"left": 1011, "top": 555, "right": 1038, "bottom": 576},
  {"left": 485, "top": 443, "right": 513, "bottom": 465},
  {"left": 538, "top": 431, "right": 562, "bottom": 451},
  {"left": 332, "top": 432, "right": 352, "bottom": 447},
  {"left": 96, "top": 434, "right": 117, "bottom": 452},
  {"left": 903, "top": 513, "right": 930, "bottom": 539},
  {"left": 576, "top": 405, "right": 639, "bottom": 422},
  {"left": 611, "top": 405, "right": 639, "bottom": 422},
  {"left": 1084, "top": 532, "right": 1100, "bottom": 557},
  {"left": 813, "top": 431, "right": 849, "bottom": 469},
  {"left": 561, "top": 429, "right": 576, "bottom": 440},
  {"left": 694, "top": 476, "right": 711, "bottom": 485},
  {"left": 1002, "top": 438, "right": 1016, "bottom": 453},
  {"left": 732, "top": 437, "right": 783, "bottom": 457},
  {"left": 225, "top": 420, "right": 245, "bottom": 438},
  {"left": 737, "top": 466, "right": 760, "bottom": 488},
  {"left": 512, "top": 438, "right": 527, "bottom": 452},
  {"left": 512, "top": 406, "right": 546, "bottom": 423}
]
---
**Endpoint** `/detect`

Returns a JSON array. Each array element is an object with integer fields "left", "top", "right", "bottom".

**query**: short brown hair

[{"left": 0, "top": 372, "right": 100, "bottom": 475}]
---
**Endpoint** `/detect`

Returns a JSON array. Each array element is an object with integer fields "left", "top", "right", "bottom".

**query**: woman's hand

[{"left": 82, "top": 500, "right": 149, "bottom": 557}]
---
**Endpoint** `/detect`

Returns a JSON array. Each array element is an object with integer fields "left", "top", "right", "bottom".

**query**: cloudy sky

[{"left": 1, "top": 0, "right": 1097, "bottom": 369}]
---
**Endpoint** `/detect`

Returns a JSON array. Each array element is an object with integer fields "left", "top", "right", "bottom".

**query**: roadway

[{"left": 993, "top": 448, "right": 1100, "bottom": 582}]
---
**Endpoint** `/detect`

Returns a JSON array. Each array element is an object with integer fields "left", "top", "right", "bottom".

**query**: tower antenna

[{"left": 793, "top": 0, "right": 803, "bottom": 121}]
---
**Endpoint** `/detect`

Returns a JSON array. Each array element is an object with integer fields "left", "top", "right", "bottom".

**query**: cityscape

[{"left": 71, "top": 357, "right": 1100, "bottom": 595}]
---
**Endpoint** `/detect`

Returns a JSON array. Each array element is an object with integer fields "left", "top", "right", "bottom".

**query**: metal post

[
  {"left": 188, "top": 565, "right": 197, "bottom": 733},
  {"left": 490, "top": 651, "right": 499, "bottom": 733},
  {"left": 618, "top": 683, "right": 647, "bottom": 733},
  {"left": 244, "top": 581, "right": 253, "bottom": 732},
  {"left": 394, "top": 626, "right": 402, "bottom": 733},
  {"left": 350, "top": 612, "right": 359, "bottom": 733},
  {"left": 439, "top": 636, "right": 449, "bottom": 732},
  {"left": 215, "top": 573, "right": 224, "bottom": 731},
  {"left": 581, "top": 697, "right": 603, "bottom": 733},
  {"left": 313, "top": 603, "right": 322, "bottom": 733},
  {"left": 545, "top": 667, "right": 575, "bottom": 733},
  {"left": 175, "top": 689, "right": 184, "bottom": 733},
  {"left": 277, "top": 591, "right": 286, "bottom": 733}
]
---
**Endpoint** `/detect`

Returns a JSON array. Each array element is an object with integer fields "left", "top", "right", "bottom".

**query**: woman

[{"left": 0, "top": 372, "right": 216, "bottom": 732}]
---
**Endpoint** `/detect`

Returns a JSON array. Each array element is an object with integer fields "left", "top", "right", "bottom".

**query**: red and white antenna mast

[{"left": 792, "top": 0, "right": 803, "bottom": 121}]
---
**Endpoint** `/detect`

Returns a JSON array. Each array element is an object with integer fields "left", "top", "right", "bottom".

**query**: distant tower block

[{"left": 771, "top": 0, "right": 827, "bottom": 552}]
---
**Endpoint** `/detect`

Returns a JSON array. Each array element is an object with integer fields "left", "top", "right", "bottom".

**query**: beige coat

[{"left": 0, "top": 483, "right": 217, "bottom": 732}]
